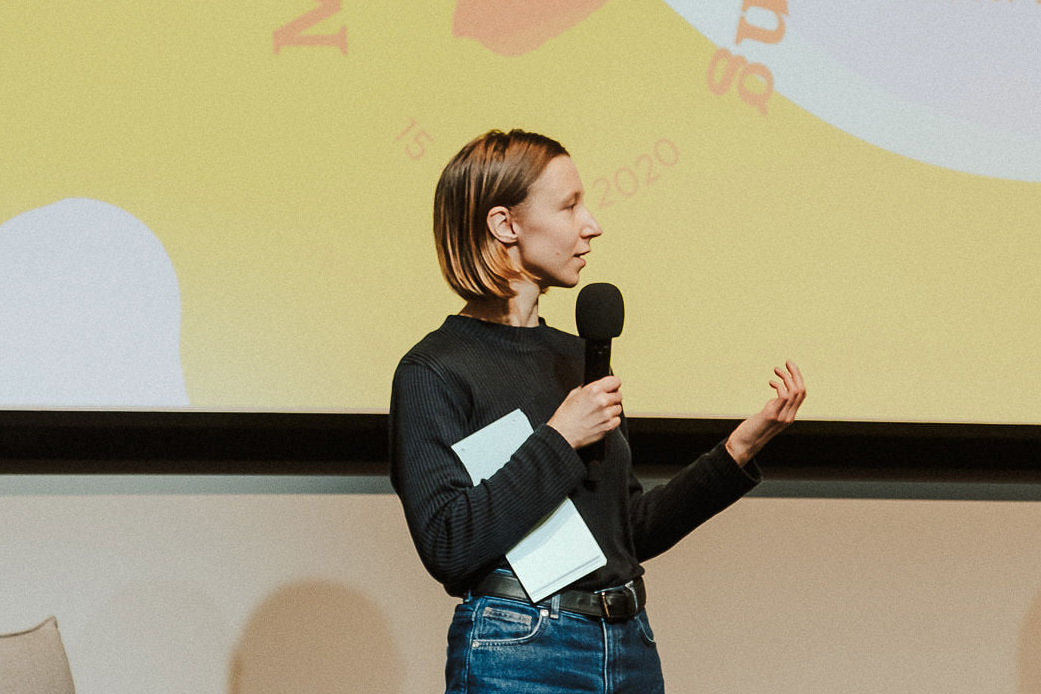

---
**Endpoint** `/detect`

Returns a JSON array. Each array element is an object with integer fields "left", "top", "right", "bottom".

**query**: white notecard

[{"left": 451, "top": 409, "right": 606, "bottom": 602}]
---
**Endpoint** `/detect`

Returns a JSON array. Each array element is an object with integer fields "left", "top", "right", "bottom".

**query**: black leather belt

[{"left": 472, "top": 572, "right": 646, "bottom": 622}]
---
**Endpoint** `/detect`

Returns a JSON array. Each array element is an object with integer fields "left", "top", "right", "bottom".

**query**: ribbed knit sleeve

[
  {"left": 627, "top": 441, "right": 761, "bottom": 562},
  {"left": 390, "top": 358, "right": 587, "bottom": 595}
]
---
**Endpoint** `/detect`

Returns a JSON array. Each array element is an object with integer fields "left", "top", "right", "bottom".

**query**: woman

[{"left": 390, "top": 129, "right": 806, "bottom": 693}]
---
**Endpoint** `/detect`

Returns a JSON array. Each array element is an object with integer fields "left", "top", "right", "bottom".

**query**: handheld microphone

[{"left": 575, "top": 282, "right": 624, "bottom": 484}]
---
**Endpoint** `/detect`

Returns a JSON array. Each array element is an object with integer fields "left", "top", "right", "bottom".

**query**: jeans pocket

[
  {"left": 635, "top": 610, "right": 656, "bottom": 645},
  {"left": 471, "top": 598, "right": 545, "bottom": 646}
]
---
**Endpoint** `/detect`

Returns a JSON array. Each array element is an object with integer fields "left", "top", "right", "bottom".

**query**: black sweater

[{"left": 390, "top": 314, "right": 760, "bottom": 597}]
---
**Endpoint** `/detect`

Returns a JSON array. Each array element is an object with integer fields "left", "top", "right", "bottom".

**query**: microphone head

[{"left": 576, "top": 282, "right": 624, "bottom": 340}]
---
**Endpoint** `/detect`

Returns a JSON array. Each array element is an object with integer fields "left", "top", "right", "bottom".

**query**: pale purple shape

[
  {"left": 785, "top": 0, "right": 1041, "bottom": 137},
  {"left": 0, "top": 198, "right": 189, "bottom": 408}
]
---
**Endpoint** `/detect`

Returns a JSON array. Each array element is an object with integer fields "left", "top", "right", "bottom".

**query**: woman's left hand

[{"left": 725, "top": 361, "right": 807, "bottom": 467}]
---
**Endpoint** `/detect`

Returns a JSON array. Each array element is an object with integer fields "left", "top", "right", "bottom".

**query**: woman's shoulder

[{"left": 397, "top": 316, "right": 464, "bottom": 366}]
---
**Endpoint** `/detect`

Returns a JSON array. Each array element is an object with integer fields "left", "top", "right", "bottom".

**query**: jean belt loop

[
  {"left": 626, "top": 580, "right": 639, "bottom": 612},
  {"left": 549, "top": 593, "right": 561, "bottom": 619}
]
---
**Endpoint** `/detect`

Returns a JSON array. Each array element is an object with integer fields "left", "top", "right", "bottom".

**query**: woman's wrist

[{"left": 724, "top": 436, "right": 753, "bottom": 467}]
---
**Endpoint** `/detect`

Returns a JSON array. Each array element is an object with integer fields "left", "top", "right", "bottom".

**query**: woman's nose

[{"left": 582, "top": 209, "right": 603, "bottom": 238}]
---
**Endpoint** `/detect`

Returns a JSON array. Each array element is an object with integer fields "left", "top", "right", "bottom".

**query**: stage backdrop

[{"left": 3, "top": 0, "right": 1039, "bottom": 422}]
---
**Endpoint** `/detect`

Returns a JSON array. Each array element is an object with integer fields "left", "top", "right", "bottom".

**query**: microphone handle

[
  {"left": 584, "top": 340, "right": 612, "bottom": 384},
  {"left": 583, "top": 339, "right": 612, "bottom": 484}
]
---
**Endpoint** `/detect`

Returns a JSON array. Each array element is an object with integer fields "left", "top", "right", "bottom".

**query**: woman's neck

[{"left": 459, "top": 282, "right": 542, "bottom": 327}]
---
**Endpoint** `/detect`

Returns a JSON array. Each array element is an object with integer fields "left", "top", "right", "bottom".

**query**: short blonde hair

[{"left": 433, "top": 129, "right": 568, "bottom": 301}]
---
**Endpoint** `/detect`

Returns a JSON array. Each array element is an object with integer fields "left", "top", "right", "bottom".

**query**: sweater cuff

[
  {"left": 711, "top": 439, "right": 763, "bottom": 489},
  {"left": 531, "top": 423, "right": 587, "bottom": 480}
]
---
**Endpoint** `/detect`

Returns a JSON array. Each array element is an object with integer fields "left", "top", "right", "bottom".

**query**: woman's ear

[{"left": 486, "top": 206, "right": 518, "bottom": 244}]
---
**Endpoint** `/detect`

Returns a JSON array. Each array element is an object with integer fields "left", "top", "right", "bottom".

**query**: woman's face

[{"left": 509, "top": 155, "right": 602, "bottom": 290}]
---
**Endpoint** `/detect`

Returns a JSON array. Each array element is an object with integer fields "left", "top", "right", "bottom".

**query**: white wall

[{"left": 2, "top": 480, "right": 1039, "bottom": 693}]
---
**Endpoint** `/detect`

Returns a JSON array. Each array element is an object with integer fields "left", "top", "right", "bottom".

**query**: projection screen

[{"left": 3, "top": 0, "right": 1039, "bottom": 423}]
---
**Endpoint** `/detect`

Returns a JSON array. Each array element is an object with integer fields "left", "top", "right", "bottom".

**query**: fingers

[
  {"left": 781, "top": 361, "right": 806, "bottom": 398},
  {"left": 727, "top": 362, "right": 808, "bottom": 466},
  {"left": 783, "top": 361, "right": 806, "bottom": 408},
  {"left": 591, "top": 374, "right": 622, "bottom": 394},
  {"left": 770, "top": 361, "right": 806, "bottom": 423},
  {"left": 587, "top": 379, "right": 623, "bottom": 430},
  {"left": 787, "top": 360, "right": 805, "bottom": 386},
  {"left": 586, "top": 376, "right": 623, "bottom": 409},
  {"left": 548, "top": 377, "right": 624, "bottom": 449}
]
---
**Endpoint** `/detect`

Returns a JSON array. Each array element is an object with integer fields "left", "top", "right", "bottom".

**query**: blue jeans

[{"left": 444, "top": 592, "right": 666, "bottom": 693}]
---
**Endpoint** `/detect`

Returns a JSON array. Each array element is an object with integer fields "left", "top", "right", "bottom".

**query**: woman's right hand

[{"left": 548, "top": 375, "right": 623, "bottom": 449}]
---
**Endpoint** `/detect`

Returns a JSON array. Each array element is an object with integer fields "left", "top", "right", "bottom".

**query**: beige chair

[{"left": 0, "top": 617, "right": 76, "bottom": 694}]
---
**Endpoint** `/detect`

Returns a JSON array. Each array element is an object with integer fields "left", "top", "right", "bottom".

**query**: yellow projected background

[{"left": 3, "top": 0, "right": 1039, "bottom": 422}]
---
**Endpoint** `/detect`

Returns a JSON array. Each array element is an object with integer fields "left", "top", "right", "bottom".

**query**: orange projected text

[
  {"left": 707, "top": 49, "right": 774, "bottom": 114},
  {"left": 273, "top": 0, "right": 348, "bottom": 54},
  {"left": 395, "top": 118, "right": 434, "bottom": 160},
  {"left": 706, "top": 0, "right": 787, "bottom": 114},
  {"left": 736, "top": 0, "right": 787, "bottom": 44},
  {"left": 591, "top": 139, "right": 679, "bottom": 210}
]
